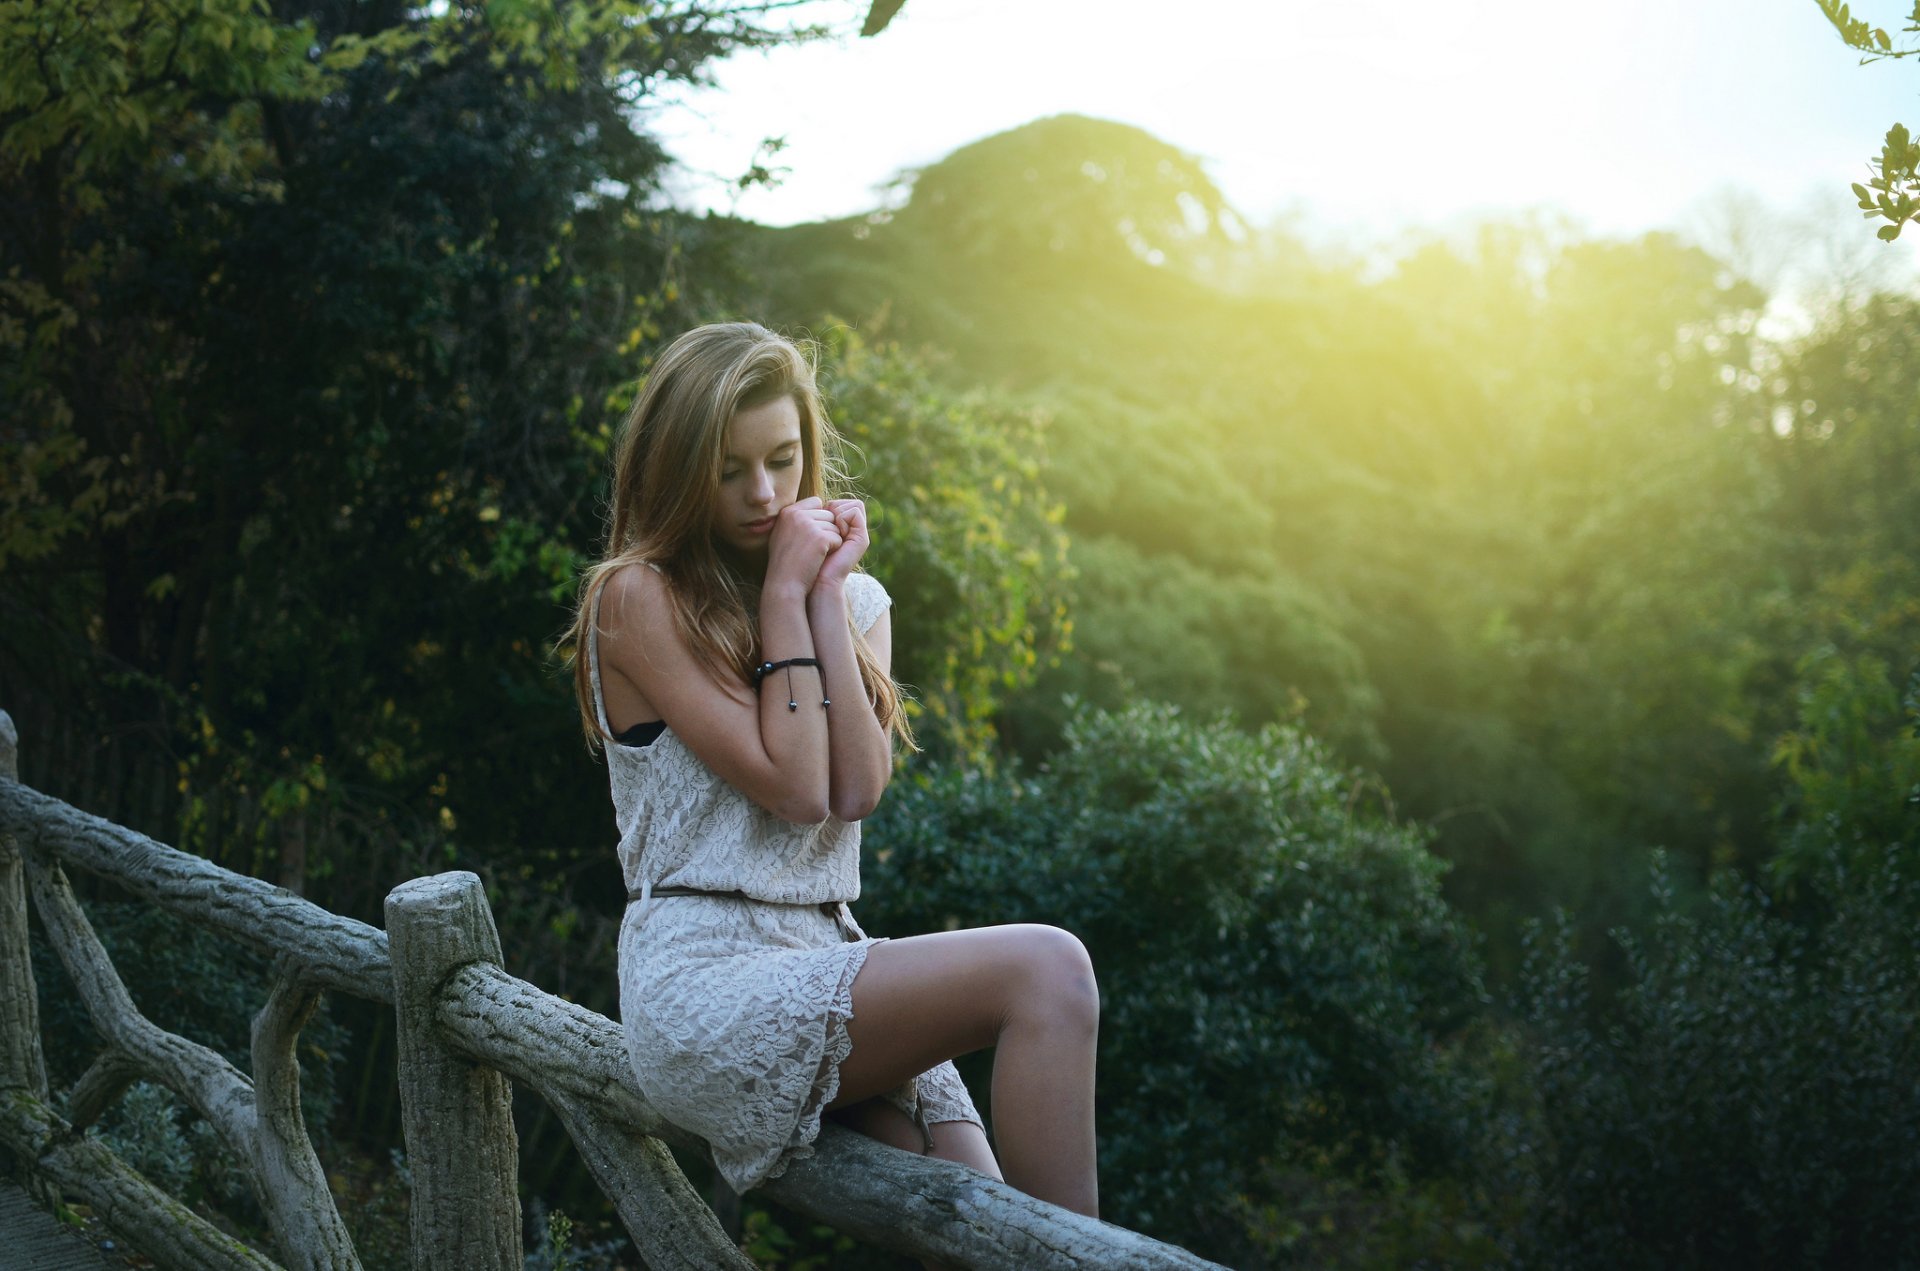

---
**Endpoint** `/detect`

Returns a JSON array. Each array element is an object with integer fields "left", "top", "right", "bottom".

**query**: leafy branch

[{"left": 1819, "top": 0, "right": 1920, "bottom": 238}]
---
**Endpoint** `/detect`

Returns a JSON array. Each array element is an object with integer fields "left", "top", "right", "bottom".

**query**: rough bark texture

[
  {"left": 0, "top": 1088, "right": 283, "bottom": 1271},
  {"left": 249, "top": 970, "right": 362, "bottom": 1271},
  {"left": 385, "top": 873, "right": 522, "bottom": 1271},
  {"left": 0, "top": 780, "right": 389, "bottom": 1002},
  {"left": 25, "top": 851, "right": 260, "bottom": 1148},
  {"left": 0, "top": 714, "right": 46, "bottom": 1100},
  {"left": 438, "top": 961, "right": 671, "bottom": 1138},
  {"left": 545, "top": 1090, "right": 757, "bottom": 1271},
  {"left": 0, "top": 712, "right": 54, "bottom": 1209},
  {"left": 763, "top": 1126, "right": 1227, "bottom": 1271},
  {"left": 23, "top": 854, "right": 358, "bottom": 1270},
  {"left": 63, "top": 1046, "right": 142, "bottom": 1133}
]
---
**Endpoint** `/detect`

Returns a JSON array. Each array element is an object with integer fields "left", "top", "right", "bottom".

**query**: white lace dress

[{"left": 595, "top": 567, "right": 982, "bottom": 1193}]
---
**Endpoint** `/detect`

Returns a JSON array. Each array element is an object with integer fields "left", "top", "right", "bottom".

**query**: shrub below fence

[
  {"left": 861, "top": 699, "right": 1495, "bottom": 1263},
  {"left": 1513, "top": 845, "right": 1920, "bottom": 1269}
]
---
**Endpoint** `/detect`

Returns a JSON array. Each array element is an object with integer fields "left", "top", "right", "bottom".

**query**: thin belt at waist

[
  {"left": 626, "top": 880, "right": 856, "bottom": 934},
  {"left": 626, "top": 884, "right": 853, "bottom": 907}
]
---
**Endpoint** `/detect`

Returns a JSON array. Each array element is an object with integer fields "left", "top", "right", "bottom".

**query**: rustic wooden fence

[{"left": 0, "top": 710, "right": 1223, "bottom": 1269}]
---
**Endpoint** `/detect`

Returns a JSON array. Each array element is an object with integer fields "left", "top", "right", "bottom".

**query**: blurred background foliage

[{"left": 4, "top": 0, "right": 1919, "bottom": 1266}]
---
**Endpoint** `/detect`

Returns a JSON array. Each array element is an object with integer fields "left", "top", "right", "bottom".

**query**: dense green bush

[
  {"left": 859, "top": 698, "right": 1489, "bottom": 1260},
  {"left": 1513, "top": 849, "right": 1920, "bottom": 1268}
]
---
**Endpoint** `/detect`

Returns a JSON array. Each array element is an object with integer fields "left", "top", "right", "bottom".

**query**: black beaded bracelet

[{"left": 752, "top": 658, "right": 828, "bottom": 712}]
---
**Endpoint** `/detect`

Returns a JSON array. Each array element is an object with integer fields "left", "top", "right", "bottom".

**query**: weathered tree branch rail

[{"left": 0, "top": 711, "right": 1225, "bottom": 1269}]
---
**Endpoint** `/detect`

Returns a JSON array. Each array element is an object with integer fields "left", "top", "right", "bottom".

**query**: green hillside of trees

[{"left": 6, "top": 3, "right": 1918, "bottom": 1266}]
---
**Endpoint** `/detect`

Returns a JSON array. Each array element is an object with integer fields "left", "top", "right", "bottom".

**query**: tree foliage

[
  {"left": 891, "top": 113, "right": 1244, "bottom": 272},
  {"left": 1514, "top": 849, "right": 1920, "bottom": 1267},
  {"left": 860, "top": 699, "right": 1489, "bottom": 1261},
  {"left": 0, "top": 0, "right": 811, "bottom": 882},
  {"left": 749, "top": 133, "right": 1815, "bottom": 963},
  {"left": 817, "top": 328, "right": 1071, "bottom": 763},
  {"left": 1818, "top": 0, "right": 1920, "bottom": 238}
]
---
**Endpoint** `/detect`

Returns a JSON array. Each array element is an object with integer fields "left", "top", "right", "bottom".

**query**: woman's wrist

[
  {"left": 805, "top": 576, "right": 847, "bottom": 609},
  {"left": 763, "top": 576, "right": 813, "bottom": 607}
]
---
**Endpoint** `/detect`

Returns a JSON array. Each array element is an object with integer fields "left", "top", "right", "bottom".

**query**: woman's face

[{"left": 709, "top": 394, "right": 804, "bottom": 556}]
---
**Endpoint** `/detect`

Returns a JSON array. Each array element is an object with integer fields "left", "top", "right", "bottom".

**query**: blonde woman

[{"left": 566, "top": 322, "right": 1100, "bottom": 1222}]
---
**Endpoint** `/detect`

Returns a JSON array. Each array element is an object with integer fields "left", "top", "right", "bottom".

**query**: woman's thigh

[{"left": 828, "top": 923, "right": 1095, "bottom": 1112}]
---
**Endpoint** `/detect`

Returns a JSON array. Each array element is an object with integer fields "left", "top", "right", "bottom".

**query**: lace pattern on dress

[{"left": 600, "top": 567, "right": 981, "bottom": 1192}]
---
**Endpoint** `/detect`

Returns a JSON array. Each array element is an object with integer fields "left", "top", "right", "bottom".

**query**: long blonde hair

[{"left": 564, "top": 322, "right": 917, "bottom": 755}]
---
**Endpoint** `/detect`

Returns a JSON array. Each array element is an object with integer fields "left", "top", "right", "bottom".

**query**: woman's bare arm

[
  {"left": 598, "top": 500, "right": 843, "bottom": 823},
  {"left": 809, "top": 578, "right": 892, "bottom": 821}
]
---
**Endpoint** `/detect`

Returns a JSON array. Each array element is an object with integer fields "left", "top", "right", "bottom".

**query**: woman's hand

[
  {"left": 815, "top": 499, "right": 869, "bottom": 590},
  {"left": 766, "top": 497, "right": 843, "bottom": 595}
]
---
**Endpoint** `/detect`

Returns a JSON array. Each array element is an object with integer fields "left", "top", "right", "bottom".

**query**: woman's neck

[{"left": 712, "top": 541, "right": 770, "bottom": 588}]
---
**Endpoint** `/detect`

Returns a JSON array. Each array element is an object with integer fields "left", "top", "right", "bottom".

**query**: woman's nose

[{"left": 749, "top": 468, "right": 775, "bottom": 505}]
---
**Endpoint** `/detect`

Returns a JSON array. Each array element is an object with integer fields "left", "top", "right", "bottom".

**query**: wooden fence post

[
  {"left": 386, "top": 871, "right": 522, "bottom": 1270},
  {"left": 0, "top": 710, "right": 53, "bottom": 1204}
]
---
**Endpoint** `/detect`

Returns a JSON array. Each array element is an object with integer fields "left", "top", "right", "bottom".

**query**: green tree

[
  {"left": 1001, "top": 533, "right": 1384, "bottom": 765},
  {"left": 0, "top": 0, "right": 822, "bottom": 896},
  {"left": 751, "top": 116, "right": 1809, "bottom": 972},
  {"left": 817, "top": 328, "right": 1072, "bottom": 764},
  {"left": 1756, "top": 294, "right": 1920, "bottom": 892},
  {"left": 890, "top": 112, "right": 1244, "bottom": 273}
]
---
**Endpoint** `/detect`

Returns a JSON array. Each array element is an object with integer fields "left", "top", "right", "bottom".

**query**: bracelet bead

[{"left": 751, "top": 657, "right": 826, "bottom": 711}]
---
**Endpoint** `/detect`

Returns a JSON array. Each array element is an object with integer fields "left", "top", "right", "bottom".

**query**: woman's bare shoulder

[
  {"left": 600, "top": 559, "right": 667, "bottom": 625},
  {"left": 597, "top": 560, "right": 686, "bottom": 675}
]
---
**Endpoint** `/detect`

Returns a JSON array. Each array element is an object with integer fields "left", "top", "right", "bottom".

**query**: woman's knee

[{"left": 1007, "top": 924, "right": 1099, "bottom": 1031}]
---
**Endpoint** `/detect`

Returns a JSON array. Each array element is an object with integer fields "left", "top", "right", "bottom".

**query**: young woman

[{"left": 566, "top": 322, "right": 1100, "bottom": 1220}]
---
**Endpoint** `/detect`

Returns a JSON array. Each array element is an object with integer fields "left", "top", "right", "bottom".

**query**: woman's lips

[{"left": 743, "top": 516, "right": 775, "bottom": 535}]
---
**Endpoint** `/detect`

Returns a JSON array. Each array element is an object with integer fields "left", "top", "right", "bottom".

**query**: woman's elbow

[
  {"left": 829, "top": 793, "right": 878, "bottom": 823},
  {"left": 774, "top": 794, "right": 833, "bottom": 825},
  {"left": 829, "top": 774, "right": 889, "bottom": 823}
]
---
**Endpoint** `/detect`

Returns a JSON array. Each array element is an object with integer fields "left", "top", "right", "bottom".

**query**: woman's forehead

[{"left": 726, "top": 395, "right": 802, "bottom": 458}]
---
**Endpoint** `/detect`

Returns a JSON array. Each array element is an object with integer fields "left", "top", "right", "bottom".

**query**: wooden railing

[{"left": 0, "top": 710, "right": 1222, "bottom": 1269}]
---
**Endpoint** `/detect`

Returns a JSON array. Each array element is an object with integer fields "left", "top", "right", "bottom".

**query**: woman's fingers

[
  {"left": 825, "top": 499, "right": 869, "bottom": 542},
  {"left": 776, "top": 503, "right": 841, "bottom": 544},
  {"left": 767, "top": 502, "right": 845, "bottom": 590}
]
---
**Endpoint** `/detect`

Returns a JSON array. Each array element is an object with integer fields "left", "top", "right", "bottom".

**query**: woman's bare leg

[
  {"left": 827, "top": 924, "right": 1100, "bottom": 1217},
  {"left": 829, "top": 1100, "right": 1003, "bottom": 1180}
]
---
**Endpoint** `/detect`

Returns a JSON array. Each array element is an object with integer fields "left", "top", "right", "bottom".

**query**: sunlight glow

[{"left": 650, "top": 0, "right": 1920, "bottom": 250}]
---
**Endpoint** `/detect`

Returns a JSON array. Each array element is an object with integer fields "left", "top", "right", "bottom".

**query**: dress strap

[{"left": 587, "top": 586, "right": 614, "bottom": 737}]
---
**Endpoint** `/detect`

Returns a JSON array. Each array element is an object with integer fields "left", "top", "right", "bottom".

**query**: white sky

[{"left": 645, "top": 0, "right": 1920, "bottom": 289}]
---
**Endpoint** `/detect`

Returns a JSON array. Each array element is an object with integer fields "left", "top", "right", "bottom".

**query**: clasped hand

[{"left": 766, "top": 497, "right": 868, "bottom": 593}]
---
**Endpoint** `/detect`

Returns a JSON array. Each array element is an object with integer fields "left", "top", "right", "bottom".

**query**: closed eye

[{"left": 721, "top": 457, "right": 798, "bottom": 480}]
